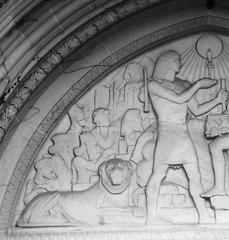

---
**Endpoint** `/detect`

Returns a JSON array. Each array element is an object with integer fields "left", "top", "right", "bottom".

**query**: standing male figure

[{"left": 146, "top": 50, "right": 226, "bottom": 225}]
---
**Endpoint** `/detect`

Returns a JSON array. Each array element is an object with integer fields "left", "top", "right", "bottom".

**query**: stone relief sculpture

[
  {"left": 23, "top": 105, "right": 91, "bottom": 203},
  {"left": 24, "top": 155, "right": 72, "bottom": 205},
  {"left": 201, "top": 93, "right": 229, "bottom": 214},
  {"left": 72, "top": 108, "right": 120, "bottom": 189},
  {"left": 145, "top": 49, "right": 225, "bottom": 225},
  {"left": 49, "top": 104, "right": 91, "bottom": 169},
  {"left": 18, "top": 159, "right": 134, "bottom": 226},
  {"left": 17, "top": 33, "right": 229, "bottom": 227},
  {"left": 202, "top": 133, "right": 229, "bottom": 198},
  {"left": 120, "top": 109, "right": 144, "bottom": 154}
]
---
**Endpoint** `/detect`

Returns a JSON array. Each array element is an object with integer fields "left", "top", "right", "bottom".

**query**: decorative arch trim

[{"left": 0, "top": 0, "right": 166, "bottom": 142}]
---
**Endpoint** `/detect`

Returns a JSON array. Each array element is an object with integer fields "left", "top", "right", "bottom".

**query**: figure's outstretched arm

[
  {"left": 188, "top": 89, "right": 228, "bottom": 116},
  {"left": 148, "top": 79, "right": 217, "bottom": 104}
]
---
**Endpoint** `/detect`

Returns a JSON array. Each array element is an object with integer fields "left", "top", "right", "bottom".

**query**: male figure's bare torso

[{"left": 149, "top": 79, "right": 191, "bottom": 124}]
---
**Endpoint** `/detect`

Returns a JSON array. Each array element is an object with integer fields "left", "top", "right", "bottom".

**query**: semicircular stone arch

[{"left": 2, "top": 10, "right": 229, "bottom": 238}]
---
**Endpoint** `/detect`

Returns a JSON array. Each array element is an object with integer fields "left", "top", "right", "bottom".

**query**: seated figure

[{"left": 72, "top": 108, "right": 119, "bottom": 185}]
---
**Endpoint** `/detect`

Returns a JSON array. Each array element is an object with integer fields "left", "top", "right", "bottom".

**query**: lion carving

[{"left": 17, "top": 158, "right": 133, "bottom": 227}]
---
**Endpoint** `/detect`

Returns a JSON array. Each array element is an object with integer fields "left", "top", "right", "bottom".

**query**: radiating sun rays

[{"left": 177, "top": 34, "right": 229, "bottom": 85}]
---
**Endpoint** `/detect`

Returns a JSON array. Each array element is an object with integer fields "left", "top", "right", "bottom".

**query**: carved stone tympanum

[{"left": 15, "top": 33, "right": 229, "bottom": 228}]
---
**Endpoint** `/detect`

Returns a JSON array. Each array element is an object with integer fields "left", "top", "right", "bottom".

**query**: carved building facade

[{"left": 1, "top": 0, "right": 229, "bottom": 239}]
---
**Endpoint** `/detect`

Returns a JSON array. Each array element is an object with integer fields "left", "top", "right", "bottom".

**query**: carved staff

[
  {"left": 143, "top": 66, "right": 149, "bottom": 113},
  {"left": 221, "top": 78, "right": 227, "bottom": 112}
]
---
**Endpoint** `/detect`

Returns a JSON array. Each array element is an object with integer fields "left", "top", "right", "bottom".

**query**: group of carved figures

[{"left": 18, "top": 48, "right": 229, "bottom": 227}]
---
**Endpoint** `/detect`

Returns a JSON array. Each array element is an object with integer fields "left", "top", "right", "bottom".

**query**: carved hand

[{"left": 217, "top": 89, "right": 229, "bottom": 104}]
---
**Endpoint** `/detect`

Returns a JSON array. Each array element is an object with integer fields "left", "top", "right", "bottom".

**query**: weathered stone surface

[
  {"left": 2, "top": 2, "right": 229, "bottom": 238},
  {"left": 8, "top": 33, "right": 228, "bottom": 230}
]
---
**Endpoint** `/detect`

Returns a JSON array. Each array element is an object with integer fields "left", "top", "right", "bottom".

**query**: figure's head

[
  {"left": 99, "top": 158, "right": 133, "bottom": 194},
  {"left": 69, "top": 104, "right": 91, "bottom": 129},
  {"left": 92, "top": 108, "right": 110, "bottom": 126},
  {"left": 153, "top": 50, "right": 181, "bottom": 81}
]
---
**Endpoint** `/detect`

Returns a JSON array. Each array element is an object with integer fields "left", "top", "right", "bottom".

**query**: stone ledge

[{"left": 3, "top": 225, "right": 229, "bottom": 240}]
